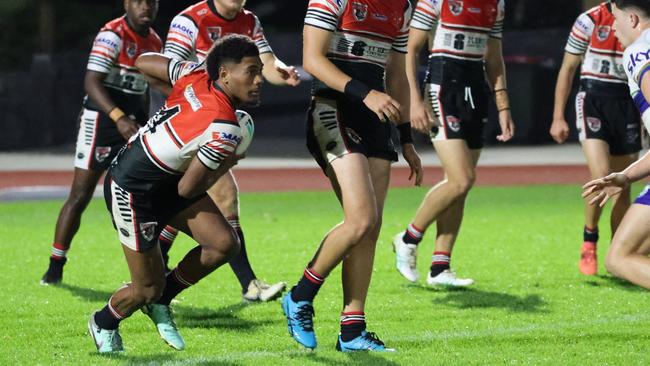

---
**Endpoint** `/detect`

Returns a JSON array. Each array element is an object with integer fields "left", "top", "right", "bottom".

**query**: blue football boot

[
  {"left": 281, "top": 291, "right": 317, "bottom": 349},
  {"left": 336, "top": 331, "right": 395, "bottom": 352}
]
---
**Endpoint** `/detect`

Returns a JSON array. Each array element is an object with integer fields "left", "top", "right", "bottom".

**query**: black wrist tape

[
  {"left": 397, "top": 123, "right": 413, "bottom": 144},
  {"left": 344, "top": 79, "right": 371, "bottom": 102}
]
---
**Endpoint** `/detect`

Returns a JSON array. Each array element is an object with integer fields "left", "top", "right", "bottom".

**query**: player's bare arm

[
  {"left": 178, "top": 153, "right": 244, "bottom": 199},
  {"left": 303, "top": 25, "right": 401, "bottom": 123},
  {"left": 135, "top": 53, "right": 173, "bottom": 95},
  {"left": 485, "top": 37, "right": 514, "bottom": 142},
  {"left": 84, "top": 70, "right": 139, "bottom": 139},
  {"left": 406, "top": 27, "right": 435, "bottom": 133},
  {"left": 259, "top": 52, "right": 301, "bottom": 86},
  {"left": 386, "top": 50, "right": 423, "bottom": 186},
  {"left": 551, "top": 52, "right": 582, "bottom": 143}
]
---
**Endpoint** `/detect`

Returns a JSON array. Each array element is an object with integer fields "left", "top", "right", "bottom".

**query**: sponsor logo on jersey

[
  {"left": 449, "top": 0, "right": 463, "bottom": 16},
  {"left": 352, "top": 2, "right": 368, "bottom": 21},
  {"left": 171, "top": 22, "right": 195, "bottom": 37},
  {"left": 627, "top": 48, "right": 650, "bottom": 75},
  {"left": 119, "top": 228, "right": 130, "bottom": 237},
  {"left": 372, "top": 13, "right": 388, "bottom": 21},
  {"left": 212, "top": 131, "right": 243, "bottom": 144},
  {"left": 198, "top": 8, "right": 208, "bottom": 16},
  {"left": 468, "top": 7, "right": 481, "bottom": 14},
  {"left": 446, "top": 115, "right": 461, "bottom": 132},
  {"left": 125, "top": 42, "right": 137, "bottom": 58},
  {"left": 95, "top": 146, "right": 111, "bottom": 163},
  {"left": 207, "top": 26, "right": 222, "bottom": 42},
  {"left": 597, "top": 26, "right": 611, "bottom": 42},
  {"left": 139, "top": 222, "right": 158, "bottom": 242},
  {"left": 184, "top": 85, "right": 203, "bottom": 111},
  {"left": 345, "top": 127, "right": 362, "bottom": 144},
  {"left": 587, "top": 117, "right": 602, "bottom": 132},
  {"left": 95, "top": 37, "right": 119, "bottom": 50}
]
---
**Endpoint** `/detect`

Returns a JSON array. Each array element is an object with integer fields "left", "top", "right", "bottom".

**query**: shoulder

[{"left": 179, "top": 1, "right": 210, "bottom": 20}]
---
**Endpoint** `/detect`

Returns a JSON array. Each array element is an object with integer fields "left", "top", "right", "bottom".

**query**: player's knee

[
  {"left": 605, "top": 250, "right": 624, "bottom": 277},
  {"left": 449, "top": 176, "right": 475, "bottom": 197},
  {"left": 203, "top": 232, "right": 240, "bottom": 265},
  {"left": 346, "top": 213, "right": 378, "bottom": 244},
  {"left": 67, "top": 187, "right": 94, "bottom": 210}
]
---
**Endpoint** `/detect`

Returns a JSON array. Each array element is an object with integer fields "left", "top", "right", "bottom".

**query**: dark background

[{"left": 0, "top": 0, "right": 584, "bottom": 151}]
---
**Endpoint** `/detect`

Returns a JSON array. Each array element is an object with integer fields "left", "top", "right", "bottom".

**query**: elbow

[{"left": 177, "top": 181, "right": 197, "bottom": 199}]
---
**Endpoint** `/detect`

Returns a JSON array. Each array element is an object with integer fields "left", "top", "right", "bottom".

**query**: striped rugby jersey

[
  {"left": 87, "top": 16, "right": 162, "bottom": 95},
  {"left": 304, "top": 0, "right": 412, "bottom": 94},
  {"left": 565, "top": 2, "right": 626, "bottom": 85},
  {"left": 163, "top": 1, "right": 272, "bottom": 62},
  {"left": 410, "top": 0, "right": 504, "bottom": 62},
  {"left": 624, "top": 29, "right": 650, "bottom": 131}
]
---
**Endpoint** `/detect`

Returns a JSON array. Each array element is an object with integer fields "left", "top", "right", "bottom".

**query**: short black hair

[
  {"left": 613, "top": 0, "right": 650, "bottom": 17},
  {"left": 205, "top": 34, "right": 259, "bottom": 81}
]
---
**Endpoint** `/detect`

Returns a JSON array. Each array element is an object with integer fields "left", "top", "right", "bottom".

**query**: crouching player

[
  {"left": 88, "top": 35, "right": 262, "bottom": 353},
  {"left": 583, "top": 0, "right": 650, "bottom": 290}
]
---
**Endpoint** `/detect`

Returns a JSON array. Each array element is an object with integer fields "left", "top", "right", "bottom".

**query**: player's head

[
  {"left": 214, "top": 0, "right": 247, "bottom": 14},
  {"left": 206, "top": 34, "right": 263, "bottom": 106},
  {"left": 612, "top": 0, "right": 650, "bottom": 47},
  {"left": 124, "top": 0, "right": 158, "bottom": 29}
]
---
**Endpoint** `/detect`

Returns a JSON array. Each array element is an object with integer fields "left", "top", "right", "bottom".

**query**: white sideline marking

[{"left": 143, "top": 314, "right": 650, "bottom": 364}]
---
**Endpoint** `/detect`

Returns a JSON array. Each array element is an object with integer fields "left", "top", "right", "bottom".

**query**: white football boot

[
  {"left": 426, "top": 269, "right": 474, "bottom": 287},
  {"left": 392, "top": 232, "right": 419, "bottom": 282},
  {"left": 243, "top": 279, "right": 287, "bottom": 302}
]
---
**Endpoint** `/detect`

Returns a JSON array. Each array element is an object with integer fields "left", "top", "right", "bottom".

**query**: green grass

[{"left": 2, "top": 184, "right": 650, "bottom": 365}]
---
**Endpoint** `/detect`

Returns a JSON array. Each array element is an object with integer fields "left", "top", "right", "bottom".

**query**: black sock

[
  {"left": 430, "top": 251, "right": 451, "bottom": 277},
  {"left": 340, "top": 312, "right": 366, "bottom": 342},
  {"left": 228, "top": 229, "right": 257, "bottom": 292},
  {"left": 157, "top": 268, "right": 192, "bottom": 306},
  {"left": 584, "top": 226, "right": 599, "bottom": 243},
  {"left": 291, "top": 268, "right": 325, "bottom": 302},
  {"left": 94, "top": 304, "right": 122, "bottom": 330},
  {"left": 403, "top": 223, "right": 424, "bottom": 245}
]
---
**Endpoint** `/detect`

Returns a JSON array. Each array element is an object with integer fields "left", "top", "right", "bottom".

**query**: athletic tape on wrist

[
  {"left": 397, "top": 122, "right": 413, "bottom": 144},
  {"left": 344, "top": 79, "right": 371, "bottom": 102}
]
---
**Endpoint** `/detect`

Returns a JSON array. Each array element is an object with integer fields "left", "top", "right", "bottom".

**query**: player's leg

[
  {"left": 426, "top": 146, "right": 480, "bottom": 286},
  {"left": 144, "top": 194, "right": 240, "bottom": 350},
  {"left": 207, "top": 170, "right": 286, "bottom": 302},
  {"left": 337, "top": 157, "right": 392, "bottom": 351},
  {"left": 605, "top": 202, "right": 650, "bottom": 289},
  {"left": 283, "top": 153, "right": 378, "bottom": 349}
]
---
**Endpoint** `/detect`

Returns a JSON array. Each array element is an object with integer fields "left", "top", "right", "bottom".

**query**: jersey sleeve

[
  {"left": 565, "top": 12, "right": 594, "bottom": 55},
  {"left": 410, "top": 0, "right": 441, "bottom": 31},
  {"left": 87, "top": 30, "right": 121, "bottom": 74},
  {"left": 489, "top": 0, "right": 505, "bottom": 39},
  {"left": 197, "top": 121, "right": 241, "bottom": 170},
  {"left": 624, "top": 42, "right": 650, "bottom": 84},
  {"left": 168, "top": 59, "right": 203, "bottom": 85},
  {"left": 304, "top": 0, "right": 346, "bottom": 32},
  {"left": 252, "top": 15, "right": 273, "bottom": 55},
  {"left": 392, "top": 2, "right": 413, "bottom": 53},
  {"left": 164, "top": 14, "right": 199, "bottom": 61}
]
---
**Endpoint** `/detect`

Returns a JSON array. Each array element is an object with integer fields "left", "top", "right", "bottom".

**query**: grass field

[{"left": 2, "top": 184, "right": 650, "bottom": 365}]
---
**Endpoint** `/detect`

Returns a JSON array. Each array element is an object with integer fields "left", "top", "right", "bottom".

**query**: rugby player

[
  {"left": 282, "top": 0, "right": 423, "bottom": 352},
  {"left": 393, "top": 0, "right": 514, "bottom": 286},
  {"left": 551, "top": 1, "right": 641, "bottom": 276},
  {"left": 158, "top": 0, "right": 300, "bottom": 303},
  {"left": 583, "top": 0, "right": 650, "bottom": 290},
  {"left": 40, "top": 0, "right": 161, "bottom": 285},
  {"left": 88, "top": 35, "right": 262, "bottom": 353}
]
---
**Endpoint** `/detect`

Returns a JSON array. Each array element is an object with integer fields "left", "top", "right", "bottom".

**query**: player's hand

[
  {"left": 402, "top": 143, "right": 423, "bottom": 187},
  {"left": 116, "top": 116, "right": 139, "bottom": 140},
  {"left": 410, "top": 96, "right": 436, "bottom": 134},
  {"left": 582, "top": 173, "right": 630, "bottom": 207},
  {"left": 497, "top": 109, "right": 514, "bottom": 142},
  {"left": 549, "top": 118, "right": 570, "bottom": 144},
  {"left": 275, "top": 63, "right": 301, "bottom": 87},
  {"left": 215, "top": 153, "right": 246, "bottom": 177},
  {"left": 363, "top": 90, "right": 401, "bottom": 124}
]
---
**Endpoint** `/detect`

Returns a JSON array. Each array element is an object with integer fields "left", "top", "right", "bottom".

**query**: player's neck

[
  {"left": 213, "top": 80, "right": 240, "bottom": 107},
  {"left": 125, "top": 16, "right": 148, "bottom": 37},
  {"left": 212, "top": 0, "right": 239, "bottom": 20}
]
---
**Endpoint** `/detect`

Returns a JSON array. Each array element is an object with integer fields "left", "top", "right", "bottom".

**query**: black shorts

[
  {"left": 306, "top": 97, "right": 398, "bottom": 172},
  {"left": 575, "top": 91, "right": 642, "bottom": 156},
  {"left": 74, "top": 107, "right": 145, "bottom": 171},
  {"left": 103, "top": 172, "right": 206, "bottom": 252},
  {"left": 426, "top": 83, "right": 489, "bottom": 150}
]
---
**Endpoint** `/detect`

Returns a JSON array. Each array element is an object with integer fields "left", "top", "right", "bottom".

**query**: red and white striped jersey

[
  {"left": 565, "top": 2, "right": 626, "bottom": 84},
  {"left": 163, "top": 1, "right": 272, "bottom": 62},
  {"left": 136, "top": 71, "right": 241, "bottom": 175},
  {"left": 87, "top": 16, "right": 162, "bottom": 95},
  {"left": 410, "top": 0, "right": 504, "bottom": 62}
]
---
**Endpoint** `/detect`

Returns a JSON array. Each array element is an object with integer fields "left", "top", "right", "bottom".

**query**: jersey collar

[{"left": 208, "top": 1, "right": 239, "bottom": 22}]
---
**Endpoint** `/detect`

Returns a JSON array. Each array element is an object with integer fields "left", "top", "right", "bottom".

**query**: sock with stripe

[
  {"left": 94, "top": 297, "right": 125, "bottom": 330},
  {"left": 50, "top": 242, "right": 69, "bottom": 262},
  {"left": 430, "top": 251, "right": 451, "bottom": 277},
  {"left": 402, "top": 223, "right": 424, "bottom": 245},
  {"left": 340, "top": 312, "right": 366, "bottom": 342},
  {"left": 158, "top": 226, "right": 178, "bottom": 266},
  {"left": 226, "top": 216, "right": 257, "bottom": 291},
  {"left": 157, "top": 267, "right": 197, "bottom": 306},
  {"left": 291, "top": 267, "right": 325, "bottom": 302},
  {"left": 583, "top": 226, "right": 598, "bottom": 244}
]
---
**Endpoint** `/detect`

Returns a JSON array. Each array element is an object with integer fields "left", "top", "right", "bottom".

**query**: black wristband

[
  {"left": 344, "top": 79, "right": 371, "bottom": 102},
  {"left": 397, "top": 123, "right": 413, "bottom": 144}
]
